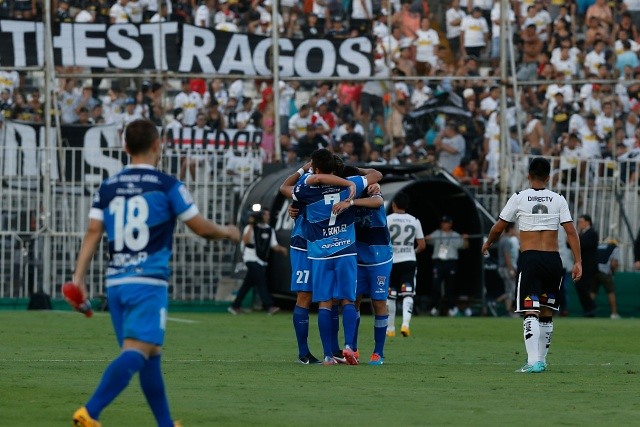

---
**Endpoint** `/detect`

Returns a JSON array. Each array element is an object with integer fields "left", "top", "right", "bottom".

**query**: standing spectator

[
  {"left": 517, "top": 23, "right": 543, "bottom": 82},
  {"left": 110, "top": 0, "right": 131, "bottom": 23},
  {"left": 126, "top": 0, "right": 144, "bottom": 23},
  {"left": 386, "top": 192, "right": 426, "bottom": 336},
  {"left": 145, "top": 0, "right": 173, "bottom": 22},
  {"left": 576, "top": 214, "right": 598, "bottom": 317},
  {"left": 288, "top": 104, "right": 312, "bottom": 162},
  {"left": 427, "top": 215, "right": 469, "bottom": 317},
  {"left": 593, "top": 239, "right": 621, "bottom": 319},
  {"left": 194, "top": 0, "right": 214, "bottom": 27},
  {"left": 490, "top": 0, "right": 516, "bottom": 68},
  {"left": 434, "top": 121, "right": 466, "bottom": 173},
  {"left": 296, "top": 123, "right": 328, "bottom": 160},
  {"left": 301, "top": 12, "right": 324, "bottom": 38},
  {"left": 481, "top": 157, "right": 582, "bottom": 373},
  {"left": 413, "top": 17, "right": 440, "bottom": 75},
  {"left": 214, "top": 0, "right": 239, "bottom": 27},
  {"left": 351, "top": 0, "right": 373, "bottom": 35},
  {"left": 460, "top": 6, "right": 489, "bottom": 59},
  {"left": 446, "top": 0, "right": 466, "bottom": 63},
  {"left": 70, "top": 120, "right": 240, "bottom": 427},
  {"left": 173, "top": 78, "right": 203, "bottom": 127},
  {"left": 228, "top": 208, "right": 287, "bottom": 315},
  {"left": 59, "top": 79, "right": 80, "bottom": 125}
]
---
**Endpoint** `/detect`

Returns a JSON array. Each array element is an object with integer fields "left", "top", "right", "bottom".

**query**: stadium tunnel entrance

[{"left": 236, "top": 166, "right": 492, "bottom": 312}]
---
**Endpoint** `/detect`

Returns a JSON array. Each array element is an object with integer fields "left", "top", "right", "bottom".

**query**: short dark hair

[
  {"left": 125, "top": 120, "right": 159, "bottom": 155},
  {"left": 579, "top": 214, "right": 592, "bottom": 225},
  {"left": 528, "top": 157, "right": 551, "bottom": 180},
  {"left": 311, "top": 148, "right": 335, "bottom": 174},
  {"left": 393, "top": 192, "right": 410, "bottom": 210},
  {"left": 332, "top": 154, "right": 345, "bottom": 177}
]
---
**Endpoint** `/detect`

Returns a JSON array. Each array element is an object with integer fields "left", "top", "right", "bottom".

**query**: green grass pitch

[{"left": 0, "top": 311, "right": 639, "bottom": 426}]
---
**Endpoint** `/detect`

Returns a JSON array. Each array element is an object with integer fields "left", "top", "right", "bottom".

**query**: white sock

[
  {"left": 523, "top": 315, "right": 540, "bottom": 365},
  {"left": 402, "top": 296, "right": 414, "bottom": 328},
  {"left": 387, "top": 299, "right": 396, "bottom": 331},
  {"left": 538, "top": 317, "right": 553, "bottom": 364}
]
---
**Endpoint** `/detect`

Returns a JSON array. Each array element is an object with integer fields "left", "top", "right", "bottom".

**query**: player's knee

[{"left": 296, "top": 291, "right": 312, "bottom": 308}]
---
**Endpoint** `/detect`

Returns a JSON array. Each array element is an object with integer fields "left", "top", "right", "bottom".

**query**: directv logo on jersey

[
  {"left": 528, "top": 196, "right": 553, "bottom": 202},
  {"left": 321, "top": 239, "right": 351, "bottom": 249},
  {"left": 323, "top": 224, "right": 347, "bottom": 237}
]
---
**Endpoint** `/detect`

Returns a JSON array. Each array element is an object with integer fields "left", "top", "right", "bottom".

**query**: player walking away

[
  {"left": 593, "top": 239, "right": 621, "bottom": 319},
  {"left": 482, "top": 157, "right": 582, "bottom": 374},
  {"left": 280, "top": 149, "right": 382, "bottom": 365},
  {"left": 70, "top": 120, "right": 240, "bottom": 427},
  {"left": 332, "top": 167, "right": 393, "bottom": 365},
  {"left": 386, "top": 192, "right": 426, "bottom": 337}
]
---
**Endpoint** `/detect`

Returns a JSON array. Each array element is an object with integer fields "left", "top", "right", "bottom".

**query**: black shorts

[
  {"left": 516, "top": 250, "right": 563, "bottom": 312},
  {"left": 389, "top": 261, "right": 417, "bottom": 298}
]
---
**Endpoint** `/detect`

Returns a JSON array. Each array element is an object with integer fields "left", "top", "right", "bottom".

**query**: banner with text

[{"left": 0, "top": 20, "right": 373, "bottom": 78}]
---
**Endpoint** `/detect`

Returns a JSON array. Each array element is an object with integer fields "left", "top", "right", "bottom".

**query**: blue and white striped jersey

[
  {"left": 292, "top": 175, "right": 367, "bottom": 260},
  {"left": 89, "top": 164, "right": 198, "bottom": 287},
  {"left": 289, "top": 174, "right": 309, "bottom": 251}
]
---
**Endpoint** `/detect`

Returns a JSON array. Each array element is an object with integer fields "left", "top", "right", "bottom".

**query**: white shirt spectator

[
  {"left": 195, "top": 4, "right": 211, "bottom": 27},
  {"left": 142, "top": 0, "right": 172, "bottom": 15},
  {"left": 568, "top": 112, "right": 585, "bottom": 133},
  {"left": 446, "top": 6, "right": 466, "bottom": 39},
  {"left": 490, "top": 1, "right": 515, "bottom": 39},
  {"left": 411, "top": 83, "right": 432, "bottom": 109},
  {"left": 228, "top": 79, "right": 244, "bottom": 101},
  {"left": 559, "top": 143, "right": 586, "bottom": 171},
  {"left": 0, "top": 71, "right": 19, "bottom": 95},
  {"left": 60, "top": 90, "right": 80, "bottom": 124},
  {"left": 532, "top": 9, "right": 551, "bottom": 42},
  {"left": 414, "top": 28, "right": 440, "bottom": 66},
  {"left": 596, "top": 113, "right": 614, "bottom": 137},
  {"left": 110, "top": 1, "right": 130, "bottom": 23},
  {"left": 480, "top": 95, "right": 499, "bottom": 116},
  {"left": 174, "top": 91, "right": 203, "bottom": 126},
  {"left": 126, "top": 0, "right": 143, "bottom": 23},
  {"left": 460, "top": 15, "right": 489, "bottom": 48},
  {"left": 288, "top": 112, "right": 312, "bottom": 146},
  {"left": 551, "top": 54, "right": 578, "bottom": 79},
  {"left": 615, "top": 38, "right": 640, "bottom": 55},
  {"left": 351, "top": 0, "right": 372, "bottom": 20},
  {"left": 545, "top": 84, "right": 574, "bottom": 119},
  {"left": 584, "top": 49, "right": 606, "bottom": 76}
]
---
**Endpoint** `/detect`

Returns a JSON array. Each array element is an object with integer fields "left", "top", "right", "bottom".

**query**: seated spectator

[{"left": 326, "top": 14, "right": 352, "bottom": 39}]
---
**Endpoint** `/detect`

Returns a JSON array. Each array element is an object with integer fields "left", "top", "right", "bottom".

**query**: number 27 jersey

[{"left": 89, "top": 165, "right": 198, "bottom": 287}]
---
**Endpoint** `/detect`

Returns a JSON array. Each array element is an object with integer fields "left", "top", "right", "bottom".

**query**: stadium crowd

[{"left": 2, "top": 0, "right": 640, "bottom": 185}]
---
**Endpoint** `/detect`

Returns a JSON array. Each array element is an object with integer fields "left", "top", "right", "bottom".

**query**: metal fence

[{"left": 0, "top": 142, "right": 262, "bottom": 299}]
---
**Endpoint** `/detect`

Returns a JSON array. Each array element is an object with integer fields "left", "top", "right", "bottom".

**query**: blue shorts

[
  {"left": 290, "top": 248, "right": 312, "bottom": 293},
  {"left": 107, "top": 283, "right": 168, "bottom": 347},
  {"left": 311, "top": 256, "right": 357, "bottom": 303},
  {"left": 357, "top": 260, "right": 392, "bottom": 300}
]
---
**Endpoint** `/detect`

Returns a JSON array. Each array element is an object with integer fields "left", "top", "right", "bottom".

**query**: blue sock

[
  {"left": 352, "top": 310, "right": 361, "bottom": 351},
  {"left": 318, "top": 307, "right": 333, "bottom": 358},
  {"left": 139, "top": 354, "right": 173, "bottom": 427},
  {"left": 331, "top": 304, "right": 340, "bottom": 353},
  {"left": 293, "top": 305, "right": 310, "bottom": 357},
  {"left": 342, "top": 303, "right": 357, "bottom": 349},
  {"left": 86, "top": 349, "right": 147, "bottom": 419},
  {"left": 373, "top": 314, "right": 389, "bottom": 357}
]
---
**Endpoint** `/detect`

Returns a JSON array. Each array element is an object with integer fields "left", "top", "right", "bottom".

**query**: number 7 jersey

[
  {"left": 387, "top": 212, "right": 425, "bottom": 263},
  {"left": 292, "top": 175, "right": 367, "bottom": 260},
  {"left": 89, "top": 164, "right": 199, "bottom": 287}
]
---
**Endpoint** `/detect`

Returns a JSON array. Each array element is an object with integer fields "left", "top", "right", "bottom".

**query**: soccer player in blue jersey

[
  {"left": 280, "top": 149, "right": 382, "bottom": 365},
  {"left": 70, "top": 120, "right": 240, "bottom": 427},
  {"left": 332, "top": 167, "right": 392, "bottom": 365}
]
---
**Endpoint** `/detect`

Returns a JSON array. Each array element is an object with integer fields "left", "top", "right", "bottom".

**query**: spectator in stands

[
  {"left": 301, "top": 12, "right": 324, "bottom": 38},
  {"left": 326, "top": 14, "right": 352, "bottom": 39},
  {"left": 489, "top": 0, "right": 516, "bottom": 68},
  {"left": 517, "top": 23, "right": 543, "bottom": 81},
  {"left": 460, "top": 6, "right": 489, "bottom": 60},
  {"left": 413, "top": 17, "right": 440, "bottom": 75},
  {"left": 12, "top": 0, "right": 36, "bottom": 20},
  {"left": 586, "top": 0, "right": 612, "bottom": 30},
  {"left": 149, "top": 1, "right": 170, "bottom": 22},
  {"left": 55, "top": 0, "right": 73, "bottom": 23},
  {"left": 296, "top": 123, "right": 329, "bottom": 160},
  {"left": 73, "top": 107, "right": 92, "bottom": 125},
  {"left": 350, "top": 0, "right": 372, "bottom": 35},
  {"left": 173, "top": 0, "right": 194, "bottom": 24},
  {"left": 110, "top": 0, "right": 131, "bottom": 23},
  {"left": 393, "top": 0, "right": 420, "bottom": 39},
  {"left": 174, "top": 78, "right": 203, "bottom": 127},
  {"left": 91, "top": 104, "right": 106, "bottom": 125},
  {"left": 206, "top": 101, "right": 225, "bottom": 130},
  {"left": 550, "top": 92, "right": 573, "bottom": 145},
  {"left": 525, "top": 108, "right": 550, "bottom": 155},
  {"left": 340, "top": 119, "right": 370, "bottom": 161},
  {"left": 194, "top": 0, "right": 214, "bottom": 27},
  {"left": 446, "top": 0, "right": 466, "bottom": 64},
  {"left": 203, "top": 78, "right": 228, "bottom": 109},
  {"left": 59, "top": 79, "right": 80, "bottom": 124},
  {"left": 127, "top": 0, "right": 144, "bottom": 23},
  {"left": 434, "top": 121, "right": 466, "bottom": 173}
]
